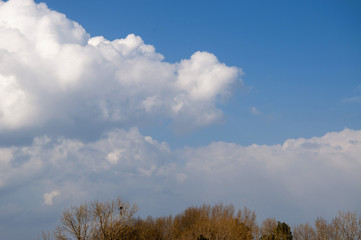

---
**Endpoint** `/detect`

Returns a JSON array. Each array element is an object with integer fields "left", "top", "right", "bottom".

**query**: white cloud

[
  {"left": 0, "top": 0, "right": 242, "bottom": 134},
  {"left": 44, "top": 190, "right": 60, "bottom": 206},
  {"left": 1, "top": 1, "right": 360, "bottom": 239},
  {"left": 0, "top": 75, "right": 35, "bottom": 129},
  {"left": 0, "top": 128, "right": 360, "bottom": 235},
  {"left": 251, "top": 106, "right": 262, "bottom": 115}
]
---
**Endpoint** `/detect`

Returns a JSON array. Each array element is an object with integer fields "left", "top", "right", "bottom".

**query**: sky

[{"left": 0, "top": 0, "right": 360, "bottom": 239}]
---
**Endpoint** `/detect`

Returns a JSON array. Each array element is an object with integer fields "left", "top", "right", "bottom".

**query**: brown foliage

[
  {"left": 294, "top": 211, "right": 361, "bottom": 240},
  {"left": 41, "top": 197, "right": 361, "bottom": 240},
  {"left": 41, "top": 197, "right": 137, "bottom": 240},
  {"left": 293, "top": 223, "right": 316, "bottom": 240}
]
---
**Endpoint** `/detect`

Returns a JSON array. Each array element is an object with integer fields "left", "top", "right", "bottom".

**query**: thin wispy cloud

[
  {"left": 251, "top": 106, "right": 262, "bottom": 115},
  {"left": 343, "top": 95, "right": 361, "bottom": 104}
]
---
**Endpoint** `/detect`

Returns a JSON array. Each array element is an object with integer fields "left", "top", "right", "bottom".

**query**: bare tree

[
  {"left": 61, "top": 203, "right": 92, "bottom": 240},
  {"left": 38, "top": 226, "right": 68, "bottom": 240},
  {"left": 51, "top": 197, "right": 138, "bottom": 240},
  {"left": 38, "top": 231, "right": 52, "bottom": 240},
  {"left": 315, "top": 217, "right": 331, "bottom": 240},
  {"left": 260, "top": 218, "right": 278, "bottom": 238},
  {"left": 260, "top": 218, "right": 293, "bottom": 240},
  {"left": 53, "top": 226, "right": 68, "bottom": 240},
  {"left": 293, "top": 223, "right": 316, "bottom": 240},
  {"left": 330, "top": 210, "right": 361, "bottom": 240},
  {"left": 237, "top": 207, "right": 259, "bottom": 239},
  {"left": 91, "top": 197, "right": 138, "bottom": 240},
  {"left": 45, "top": 198, "right": 360, "bottom": 240}
]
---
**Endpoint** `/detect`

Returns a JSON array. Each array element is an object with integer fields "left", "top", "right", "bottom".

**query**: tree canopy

[{"left": 40, "top": 198, "right": 360, "bottom": 240}]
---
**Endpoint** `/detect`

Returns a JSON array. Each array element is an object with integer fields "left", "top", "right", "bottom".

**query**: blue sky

[{"left": 0, "top": 0, "right": 361, "bottom": 239}]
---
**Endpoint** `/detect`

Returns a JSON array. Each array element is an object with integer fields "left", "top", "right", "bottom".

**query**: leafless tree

[
  {"left": 260, "top": 218, "right": 278, "bottom": 238},
  {"left": 91, "top": 197, "right": 138, "bottom": 240},
  {"left": 237, "top": 206, "right": 259, "bottom": 239},
  {"left": 46, "top": 197, "right": 138, "bottom": 240},
  {"left": 61, "top": 203, "right": 92, "bottom": 240},
  {"left": 315, "top": 217, "right": 332, "bottom": 240},
  {"left": 330, "top": 210, "right": 361, "bottom": 240},
  {"left": 293, "top": 223, "right": 316, "bottom": 240}
]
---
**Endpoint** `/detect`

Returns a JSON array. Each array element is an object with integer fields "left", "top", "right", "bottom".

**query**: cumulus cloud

[
  {"left": 0, "top": 0, "right": 242, "bottom": 135},
  {"left": 1, "top": 1, "right": 360, "bottom": 239},
  {"left": 44, "top": 190, "right": 60, "bottom": 206},
  {"left": 1, "top": 128, "right": 361, "bottom": 238}
]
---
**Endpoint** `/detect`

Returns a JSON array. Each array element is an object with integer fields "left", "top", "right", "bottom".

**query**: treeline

[{"left": 40, "top": 197, "right": 361, "bottom": 240}]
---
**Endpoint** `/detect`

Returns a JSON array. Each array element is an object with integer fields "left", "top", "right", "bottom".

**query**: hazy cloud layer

[
  {"left": 1, "top": 128, "right": 361, "bottom": 238},
  {"left": 0, "top": 0, "right": 241, "bottom": 134}
]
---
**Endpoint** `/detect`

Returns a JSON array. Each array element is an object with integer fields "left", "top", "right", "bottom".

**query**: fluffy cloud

[
  {"left": 1, "top": 1, "right": 360, "bottom": 240},
  {"left": 1, "top": 128, "right": 360, "bottom": 239},
  {"left": 0, "top": 0, "right": 241, "bottom": 134},
  {"left": 44, "top": 190, "right": 60, "bottom": 206}
]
